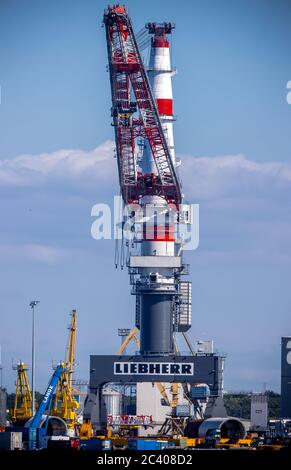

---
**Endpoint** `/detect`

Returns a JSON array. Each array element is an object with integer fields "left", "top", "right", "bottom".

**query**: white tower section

[
  {"left": 141, "top": 24, "right": 177, "bottom": 174},
  {"left": 130, "top": 23, "right": 191, "bottom": 356}
]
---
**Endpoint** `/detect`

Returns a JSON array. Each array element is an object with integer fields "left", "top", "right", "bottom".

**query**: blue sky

[{"left": 0, "top": 0, "right": 291, "bottom": 393}]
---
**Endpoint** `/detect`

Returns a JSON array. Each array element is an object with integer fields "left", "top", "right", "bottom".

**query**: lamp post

[{"left": 30, "top": 300, "right": 39, "bottom": 415}]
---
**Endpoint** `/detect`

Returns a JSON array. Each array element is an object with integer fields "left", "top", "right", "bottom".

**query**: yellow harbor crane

[
  {"left": 50, "top": 309, "right": 79, "bottom": 432},
  {"left": 10, "top": 361, "right": 33, "bottom": 424}
]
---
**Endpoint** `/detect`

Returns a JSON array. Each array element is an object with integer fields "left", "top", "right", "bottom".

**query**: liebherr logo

[{"left": 114, "top": 362, "right": 194, "bottom": 376}]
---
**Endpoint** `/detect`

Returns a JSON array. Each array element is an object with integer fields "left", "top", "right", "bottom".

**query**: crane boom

[
  {"left": 104, "top": 5, "right": 182, "bottom": 206},
  {"left": 29, "top": 364, "right": 65, "bottom": 429},
  {"left": 65, "top": 309, "right": 77, "bottom": 390},
  {"left": 51, "top": 310, "right": 79, "bottom": 431}
]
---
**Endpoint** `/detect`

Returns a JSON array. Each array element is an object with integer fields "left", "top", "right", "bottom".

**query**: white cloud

[
  {"left": 178, "top": 154, "right": 291, "bottom": 266},
  {"left": 1, "top": 144, "right": 291, "bottom": 202},
  {"left": 0, "top": 144, "right": 290, "bottom": 266},
  {"left": 0, "top": 141, "right": 115, "bottom": 186},
  {"left": 181, "top": 153, "right": 291, "bottom": 200},
  {"left": 23, "top": 244, "right": 68, "bottom": 264},
  {"left": 0, "top": 243, "right": 68, "bottom": 264}
]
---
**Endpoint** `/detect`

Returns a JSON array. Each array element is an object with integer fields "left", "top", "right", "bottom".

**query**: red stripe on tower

[
  {"left": 143, "top": 224, "right": 175, "bottom": 242},
  {"left": 152, "top": 37, "right": 169, "bottom": 48},
  {"left": 156, "top": 98, "right": 173, "bottom": 116}
]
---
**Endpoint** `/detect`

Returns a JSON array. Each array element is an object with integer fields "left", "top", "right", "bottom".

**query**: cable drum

[
  {"left": 198, "top": 417, "right": 246, "bottom": 440},
  {"left": 25, "top": 416, "right": 68, "bottom": 436}
]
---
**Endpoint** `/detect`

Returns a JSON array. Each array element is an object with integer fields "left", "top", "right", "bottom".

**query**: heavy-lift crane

[
  {"left": 83, "top": 4, "right": 195, "bottom": 435},
  {"left": 50, "top": 310, "right": 79, "bottom": 432},
  {"left": 104, "top": 3, "right": 193, "bottom": 426},
  {"left": 10, "top": 362, "right": 33, "bottom": 425}
]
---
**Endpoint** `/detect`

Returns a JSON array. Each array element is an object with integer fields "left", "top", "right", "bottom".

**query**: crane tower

[{"left": 84, "top": 5, "right": 222, "bottom": 431}]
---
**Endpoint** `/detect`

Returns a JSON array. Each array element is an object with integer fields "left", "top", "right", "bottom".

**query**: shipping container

[
  {"left": 6, "top": 426, "right": 30, "bottom": 442},
  {"left": 80, "top": 438, "right": 103, "bottom": 451},
  {"left": 0, "top": 432, "right": 22, "bottom": 450},
  {"left": 128, "top": 439, "right": 168, "bottom": 450},
  {"left": 191, "top": 385, "right": 210, "bottom": 399},
  {"left": 176, "top": 404, "right": 191, "bottom": 417}
]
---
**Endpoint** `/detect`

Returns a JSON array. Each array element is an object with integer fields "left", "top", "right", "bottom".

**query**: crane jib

[{"left": 104, "top": 6, "right": 182, "bottom": 207}]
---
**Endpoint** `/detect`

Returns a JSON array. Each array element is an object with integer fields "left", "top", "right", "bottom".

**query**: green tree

[{"left": 223, "top": 391, "right": 281, "bottom": 419}]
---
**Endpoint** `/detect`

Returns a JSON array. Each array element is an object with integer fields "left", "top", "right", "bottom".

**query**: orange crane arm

[{"left": 116, "top": 327, "right": 171, "bottom": 407}]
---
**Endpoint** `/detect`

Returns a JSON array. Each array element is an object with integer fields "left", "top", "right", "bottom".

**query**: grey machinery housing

[
  {"left": 84, "top": 354, "right": 223, "bottom": 429},
  {"left": 281, "top": 337, "right": 291, "bottom": 418}
]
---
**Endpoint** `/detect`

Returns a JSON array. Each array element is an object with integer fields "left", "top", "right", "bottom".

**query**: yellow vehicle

[
  {"left": 185, "top": 438, "right": 204, "bottom": 448},
  {"left": 215, "top": 438, "right": 253, "bottom": 449}
]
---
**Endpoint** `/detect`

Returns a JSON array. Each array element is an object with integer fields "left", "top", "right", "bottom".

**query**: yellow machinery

[
  {"left": 116, "top": 327, "right": 140, "bottom": 356},
  {"left": 10, "top": 362, "right": 33, "bottom": 424},
  {"left": 79, "top": 419, "right": 94, "bottom": 439},
  {"left": 116, "top": 327, "right": 175, "bottom": 408},
  {"left": 50, "top": 309, "right": 79, "bottom": 432}
]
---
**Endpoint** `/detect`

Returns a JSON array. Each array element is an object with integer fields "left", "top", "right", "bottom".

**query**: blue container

[
  {"left": 127, "top": 439, "right": 138, "bottom": 450},
  {"left": 191, "top": 385, "right": 210, "bottom": 399},
  {"left": 80, "top": 438, "right": 103, "bottom": 451},
  {"left": 157, "top": 441, "right": 169, "bottom": 450},
  {"left": 166, "top": 441, "right": 176, "bottom": 447},
  {"left": 28, "top": 428, "right": 37, "bottom": 450},
  {"left": 128, "top": 439, "right": 166, "bottom": 451},
  {"left": 146, "top": 440, "right": 157, "bottom": 450},
  {"left": 38, "top": 428, "right": 47, "bottom": 449}
]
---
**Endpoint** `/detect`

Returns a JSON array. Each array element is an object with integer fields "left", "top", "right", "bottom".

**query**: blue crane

[{"left": 28, "top": 364, "right": 66, "bottom": 449}]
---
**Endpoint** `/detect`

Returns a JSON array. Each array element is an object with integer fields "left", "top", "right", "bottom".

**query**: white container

[
  {"left": 0, "top": 432, "right": 22, "bottom": 450},
  {"left": 102, "top": 387, "right": 122, "bottom": 417}
]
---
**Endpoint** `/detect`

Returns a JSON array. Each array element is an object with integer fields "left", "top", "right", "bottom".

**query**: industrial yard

[{"left": 0, "top": 0, "right": 291, "bottom": 463}]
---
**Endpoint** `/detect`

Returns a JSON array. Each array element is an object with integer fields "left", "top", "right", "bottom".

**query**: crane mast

[
  {"left": 104, "top": 5, "right": 192, "bottom": 357},
  {"left": 65, "top": 309, "right": 77, "bottom": 391}
]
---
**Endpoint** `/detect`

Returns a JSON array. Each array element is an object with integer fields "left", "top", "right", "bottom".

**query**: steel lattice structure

[{"left": 104, "top": 5, "right": 181, "bottom": 206}]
